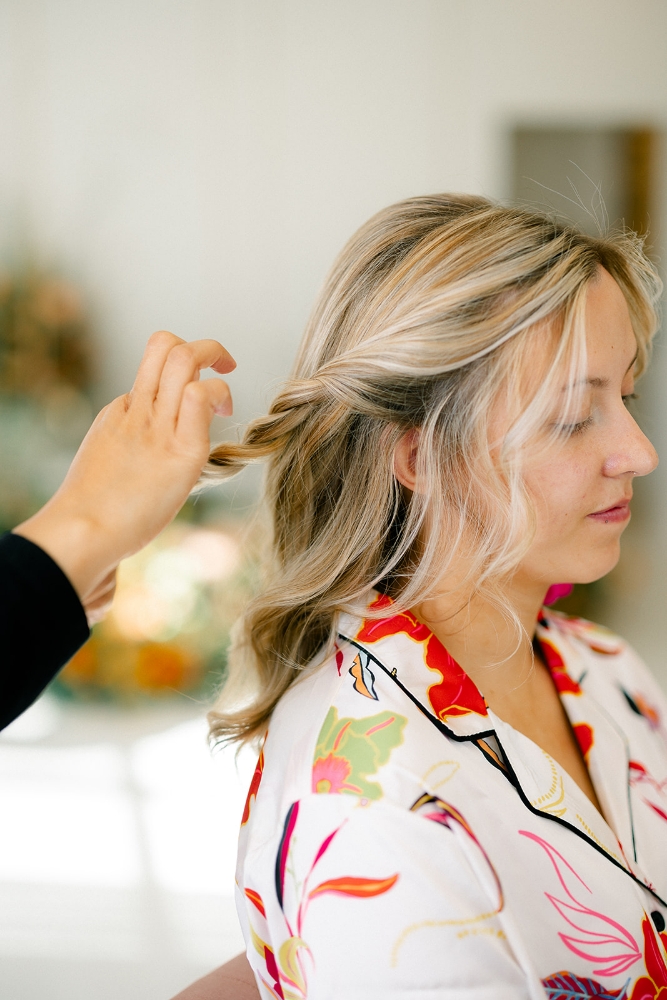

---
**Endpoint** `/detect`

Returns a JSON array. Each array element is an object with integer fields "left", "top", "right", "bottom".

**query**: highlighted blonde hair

[{"left": 204, "top": 194, "right": 661, "bottom": 745}]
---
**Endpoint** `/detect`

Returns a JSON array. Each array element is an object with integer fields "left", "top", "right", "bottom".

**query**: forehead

[{"left": 584, "top": 268, "right": 636, "bottom": 372}]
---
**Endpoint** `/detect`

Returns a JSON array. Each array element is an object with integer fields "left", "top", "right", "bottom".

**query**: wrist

[{"left": 13, "top": 505, "right": 119, "bottom": 601}]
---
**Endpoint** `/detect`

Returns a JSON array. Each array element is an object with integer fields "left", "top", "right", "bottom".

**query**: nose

[{"left": 602, "top": 411, "right": 658, "bottom": 479}]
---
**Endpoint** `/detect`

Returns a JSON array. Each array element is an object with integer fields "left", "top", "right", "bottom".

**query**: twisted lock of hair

[
  {"left": 202, "top": 374, "right": 341, "bottom": 477},
  {"left": 203, "top": 194, "right": 661, "bottom": 746}
]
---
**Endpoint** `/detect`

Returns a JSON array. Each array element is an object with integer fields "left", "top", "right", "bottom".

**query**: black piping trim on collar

[
  {"left": 340, "top": 633, "right": 667, "bottom": 910},
  {"left": 341, "top": 634, "right": 497, "bottom": 744}
]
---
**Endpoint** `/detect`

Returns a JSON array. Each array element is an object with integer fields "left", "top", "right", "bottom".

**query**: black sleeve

[{"left": 0, "top": 532, "right": 90, "bottom": 731}]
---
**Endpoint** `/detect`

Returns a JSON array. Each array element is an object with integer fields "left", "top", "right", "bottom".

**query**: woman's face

[{"left": 517, "top": 267, "right": 658, "bottom": 591}]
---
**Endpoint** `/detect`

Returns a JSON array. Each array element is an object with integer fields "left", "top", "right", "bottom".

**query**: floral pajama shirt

[{"left": 236, "top": 592, "right": 667, "bottom": 999}]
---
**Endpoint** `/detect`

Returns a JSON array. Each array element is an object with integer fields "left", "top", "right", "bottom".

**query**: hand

[{"left": 13, "top": 331, "right": 235, "bottom": 618}]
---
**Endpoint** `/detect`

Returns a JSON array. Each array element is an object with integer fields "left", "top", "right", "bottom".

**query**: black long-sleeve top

[{"left": 0, "top": 532, "right": 89, "bottom": 731}]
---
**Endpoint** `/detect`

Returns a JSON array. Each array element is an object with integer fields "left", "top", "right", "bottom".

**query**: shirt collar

[
  {"left": 340, "top": 594, "right": 620, "bottom": 739},
  {"left": 339, "top": 591, "right": 491, "bottom": 740},
  {"left": 340, "top": 591, "right": 662, "bottom": 899}
]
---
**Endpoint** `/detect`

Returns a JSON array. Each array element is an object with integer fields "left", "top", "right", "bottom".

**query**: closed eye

[{"left": 565, "top": 415, "right": 594, "bottom": 436}]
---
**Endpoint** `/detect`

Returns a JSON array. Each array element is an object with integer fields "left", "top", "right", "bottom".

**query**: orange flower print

[
  {"left": 254, "top": 800, "right": 399, "bottom": 998},
  {"left": 356, "top": 594, "right": 487, "bottom": 722},
  {"left": 624, "top": 691, "right": 662, "bottom": 731}
]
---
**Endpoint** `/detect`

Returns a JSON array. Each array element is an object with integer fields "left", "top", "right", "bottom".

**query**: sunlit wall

[{"left": 1, "top": 2, "right": 665, "bottom": 412}]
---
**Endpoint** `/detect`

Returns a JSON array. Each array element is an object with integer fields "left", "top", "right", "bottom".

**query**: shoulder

[
  {"left": 249, "top": 637, "right": 425, "bottom": 808},
  {"left": 541, "top": 608, "right": 667, "bottom": 729},
  {"left": 239, "top": 632, "right": 469, "bottom": 859}
]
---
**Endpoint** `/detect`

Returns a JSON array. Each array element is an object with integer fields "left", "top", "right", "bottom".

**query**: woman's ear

[{"left": 393, "top": 428, "right": 420, "bottom": 492}]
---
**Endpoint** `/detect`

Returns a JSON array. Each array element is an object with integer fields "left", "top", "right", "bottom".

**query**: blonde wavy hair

[{"left": 204, "top": 194, "right": 661, "bottom": 746}]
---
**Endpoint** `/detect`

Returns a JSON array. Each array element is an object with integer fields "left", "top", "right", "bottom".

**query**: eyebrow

[{"left": 571, "top": 350, "right": 639, "bottom": 391}]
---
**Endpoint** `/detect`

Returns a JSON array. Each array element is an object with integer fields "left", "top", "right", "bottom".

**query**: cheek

[{"left": 526, "top": 460, "right": 592, "bottom": 532}]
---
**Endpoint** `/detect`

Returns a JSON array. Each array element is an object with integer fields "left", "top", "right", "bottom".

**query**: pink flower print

[
  {"left": 312, "top": 753, "right": 361, "bottom": 795},
  {"left": 520, "top": 830, "right": 642, "bottom": 977},
  {"left": 313, "top": 707, "right": 406, "bottom": 800}
]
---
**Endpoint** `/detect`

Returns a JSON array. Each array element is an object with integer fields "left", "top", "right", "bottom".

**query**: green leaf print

[{"left": 312, "top": 707, "right": 407, "bottom": 800}]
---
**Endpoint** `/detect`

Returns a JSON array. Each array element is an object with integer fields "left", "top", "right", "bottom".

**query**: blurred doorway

[{"left": 512, "top": 126, "right": 656, "bottom": 242}]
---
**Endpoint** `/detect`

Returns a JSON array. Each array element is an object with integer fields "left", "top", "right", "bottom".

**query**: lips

[{"left": 587, "top": 499, "right": 631, "bottom": 523}]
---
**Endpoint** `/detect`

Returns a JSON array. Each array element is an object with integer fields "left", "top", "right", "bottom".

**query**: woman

[{"left": 206, "top": 196, "right": 667, "bottom": 998}]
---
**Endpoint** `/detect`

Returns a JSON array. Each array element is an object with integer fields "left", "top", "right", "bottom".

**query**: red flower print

[
  {"left": 573, "top": 723, "right": 594, "bottom": 763},
  {"left": 629, "top": 761, "right": 667, "bottom": 825},
  {"left": 356, "top": 596, "right": 488, "bottom": 721},
  {"left": 540, "top": 637, "right": 582, "bottom": 695},
  {"left": 629, "top": 917, "right": 667, "bottom": 999},
  {"left": 242, "top": 747, "right": 265, "bottom": 826},
  {"left": 245, "top": 887, "right": 266, "bottom": 917}
]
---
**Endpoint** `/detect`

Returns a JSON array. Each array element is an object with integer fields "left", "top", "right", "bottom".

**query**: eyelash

[{"left": 562, "top": 394, "right": 638, "bottom": 437}]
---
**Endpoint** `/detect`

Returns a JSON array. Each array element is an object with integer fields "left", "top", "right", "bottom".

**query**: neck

[{"left": 412, "top": 572, "right": 548, "bottom": 706}]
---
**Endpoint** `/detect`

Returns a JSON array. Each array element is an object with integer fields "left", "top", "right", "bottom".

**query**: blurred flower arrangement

[
  {"left": 55, "top": 517, "right": 259, "bottom": 701},
  {"left": 0, "top": 267, "right": 93, "bottom": 531},
  {"left": 0, "top": 264, "right": 257, "bottom": 702}
]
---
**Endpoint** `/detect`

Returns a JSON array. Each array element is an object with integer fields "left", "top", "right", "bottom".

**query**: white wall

[
  {"left": 2, "top": 0, "right": 667, "bottom": 672},
  {"left": 2, "top": 0, "right": 667, "bottom": 414}
]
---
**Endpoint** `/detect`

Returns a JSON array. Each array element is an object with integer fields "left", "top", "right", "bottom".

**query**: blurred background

[{"left": 1, "top": 1, "right": 667, "bottom": 997}]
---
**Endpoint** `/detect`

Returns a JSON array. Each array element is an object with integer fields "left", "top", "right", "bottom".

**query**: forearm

[
  {"left": 0, "top": 532, "right": 89, "bottom": 730},
  {"left": 169, "top": 953, "right": 258, "bottom": 1000}
]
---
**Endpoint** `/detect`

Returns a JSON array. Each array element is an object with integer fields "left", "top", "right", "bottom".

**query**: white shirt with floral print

[{"left": 236, "top": 593, "right": 667, "bottom": 999}]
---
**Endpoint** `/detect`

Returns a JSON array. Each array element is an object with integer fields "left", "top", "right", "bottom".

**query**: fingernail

[{"left": 214, "top": 401, "right": 233, "bottom": 417}]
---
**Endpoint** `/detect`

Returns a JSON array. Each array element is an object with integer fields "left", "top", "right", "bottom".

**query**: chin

[{"left": 570, "top": 544, "right": 622, "bottom": 586}]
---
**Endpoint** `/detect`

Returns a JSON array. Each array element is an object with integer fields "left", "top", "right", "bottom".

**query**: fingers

[
  {"left": 175, "top": 379, "right": 233, "bottom": 455},
  {"left": 156, "top": 339, "right": 237, "bottom": 424},
  {"left": 130, "top": 330, "right": 186, "bottom": 402}
]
